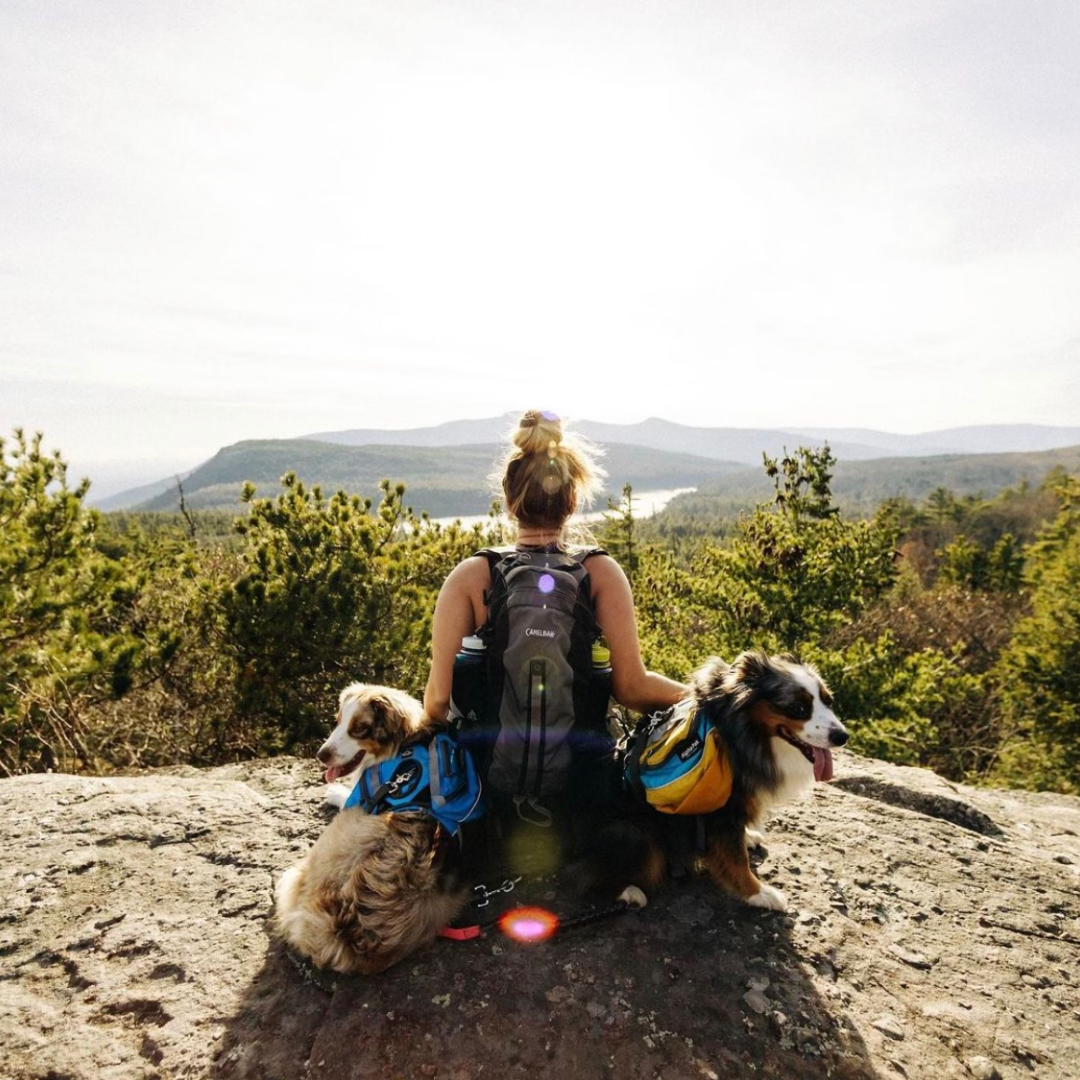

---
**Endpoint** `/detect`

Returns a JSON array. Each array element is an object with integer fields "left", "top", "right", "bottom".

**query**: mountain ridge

[
  {"left": 302, "top": 416, "right": 1080, "bottom": 462},
  {"left": 91, "top": 419, "right": 1080, "bottom": 513}
]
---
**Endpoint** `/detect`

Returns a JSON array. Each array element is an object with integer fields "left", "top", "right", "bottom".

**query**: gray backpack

[{"left": 469, "top": 546, "right": 611, "bottom": 804}]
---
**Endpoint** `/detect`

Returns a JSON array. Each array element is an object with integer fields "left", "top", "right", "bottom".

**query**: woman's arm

[
  {"left": 588, "top": 553, "right": 687, "bottom": 713},
  {"left": 422, "top": 556, "right": 489, "bottom": 722}
]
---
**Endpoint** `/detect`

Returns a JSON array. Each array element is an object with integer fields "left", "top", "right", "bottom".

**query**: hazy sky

[{"left": 3, "top": 1, "right": 1079, "bottom": 494}]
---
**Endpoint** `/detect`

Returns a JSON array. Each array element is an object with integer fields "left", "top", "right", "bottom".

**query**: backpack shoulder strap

[
  {"left": 475, "top": 545, "right": 607, "bottom": 562},
  {"left": 474, "top": 546, "right": 514, "bottom": 565},
  {"left": 475, "top": 547, "right": 514, "bottom": 609},
  {"left": 571, "top": 545, "right": 607, "bottom": 562}
]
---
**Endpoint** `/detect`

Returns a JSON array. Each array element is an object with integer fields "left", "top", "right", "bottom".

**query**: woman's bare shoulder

[
  {"left": 446, "top": 553, "right": 493, "bottom": 585},
  {"left": 581, "top": 550, "right": 628, "bottom": 587}
]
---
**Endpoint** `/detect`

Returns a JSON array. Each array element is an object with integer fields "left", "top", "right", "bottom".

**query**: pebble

[
  {"left": 743, "top": 989, "right": 770, "bottom": 1015},
  {"left": 965, "top": 1056, "right": 1001, "bottom": 1080},
  {"left": 871, "top": 1014, "right": 906, "bottom": 1040},
  {"left": 888, "top": 943, "right": 933, "bottom": 969}
]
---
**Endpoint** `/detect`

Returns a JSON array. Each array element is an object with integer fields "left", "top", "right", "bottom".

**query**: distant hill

[
  {"left": 129, "top": 439, "right": 748, "bottom": 516},
  {"left": 95, "top": 417, "right": 1080, "bottom": 516},
  {"left": 665, "top": 443, "right": 1080, "bottom": 520}
]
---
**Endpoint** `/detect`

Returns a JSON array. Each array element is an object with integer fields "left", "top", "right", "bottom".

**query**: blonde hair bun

[
  {"left": 495, "top": 410, "right": 605, "bottom": 530},
  {"left": 513, "top": 410, "right": 563, "bottom": 456}
]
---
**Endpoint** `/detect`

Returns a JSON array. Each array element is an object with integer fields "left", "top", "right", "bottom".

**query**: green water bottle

[{"left": 589, "top": 641, "right": 613, "bottom": 727}]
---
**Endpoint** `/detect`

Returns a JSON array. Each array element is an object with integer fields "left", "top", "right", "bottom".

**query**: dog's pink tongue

[
  {"left": 324, "top": 764, "right": 347, "bottom": 783},
  {"left": 813, "top": 748, "right": 834, "bottom": 782}
]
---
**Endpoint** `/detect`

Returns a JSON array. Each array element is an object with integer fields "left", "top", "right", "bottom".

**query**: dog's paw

[
  {"left": 324, "top": 782, "right": 353, "bottom": 809},
  {"left": 746, "top": 883, "right": 788, "bottom": 912},
  {"left": 617, "top": 885, "right": 648, "bottom": 909},
  {"left": 744, "top": 826, "right": 766, "bottom": 850}
]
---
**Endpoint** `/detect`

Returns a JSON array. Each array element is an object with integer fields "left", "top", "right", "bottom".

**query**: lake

[{"left": 427, "top": 487, "right": 696, "bottom": 530}]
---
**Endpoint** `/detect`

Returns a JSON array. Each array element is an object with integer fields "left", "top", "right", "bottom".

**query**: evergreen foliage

[
  {"left": 698, "top": 446, "right": 900, "bottom": 650},
  {"left": 0, "top": 432, "right": 158, "bottom": 772},
  {"left": 3, "top": 426, "right": 1080, "bottom": 795},
  {"left": 990, "top": 477, "right": 1080, "bottom": 793},
  {"left": 214, "top": 474, "right": 487, "bottom": 752}
]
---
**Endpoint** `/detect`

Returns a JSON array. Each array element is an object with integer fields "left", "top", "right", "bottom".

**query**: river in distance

[{"left": 427, "top": 487, "right": 696, "bottom": 531}]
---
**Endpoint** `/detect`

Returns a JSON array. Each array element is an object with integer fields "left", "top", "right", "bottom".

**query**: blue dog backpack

[{"left": 343, "top": 731, "right": 485, "bottom": 836}]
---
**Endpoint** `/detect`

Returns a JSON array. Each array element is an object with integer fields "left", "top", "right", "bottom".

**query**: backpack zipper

[{"left": 520, "top": 658, "right": 547, "bottom": 794}]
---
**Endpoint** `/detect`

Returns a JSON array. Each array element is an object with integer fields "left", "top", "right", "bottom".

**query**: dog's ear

[
  {"left": 366, "top": 693, "right": 403, "bottom": 749},
  {"left": 688, "top": 656, "right": 730, "bottom": 703},
  {"left": 721, "top": 649, "right": 773, "bottom": 710},
  {"left": 731, "top": 649, "right": 770, "bottom": 685}
]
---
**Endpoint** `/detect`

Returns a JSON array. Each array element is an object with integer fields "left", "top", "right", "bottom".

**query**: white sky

[{"left": 2, "top": 0, "right": 1079, "bottom": 494}]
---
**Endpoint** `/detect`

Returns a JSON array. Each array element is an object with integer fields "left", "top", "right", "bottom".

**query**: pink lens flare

[
  {"left": 537, "top": 573, "right": 555, "bottom": 594},
  {"left": 498, "top": 906, "right": 560, "bottom": 943}
]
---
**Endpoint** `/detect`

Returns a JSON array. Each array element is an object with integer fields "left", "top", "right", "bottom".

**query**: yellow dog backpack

[{"left": 622, "top": 699, "right": 733, "bottom": 815}]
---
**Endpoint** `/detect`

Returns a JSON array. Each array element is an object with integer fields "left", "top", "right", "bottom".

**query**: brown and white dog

[
  {"left": 315, "top": 682, "right": 425, "bottom": 807},
  {"left": 272, "top": 684, "right": 472, "bottom": 975},
  {"left": 578, "top": 650, "right": 849, "bottom": 913}
]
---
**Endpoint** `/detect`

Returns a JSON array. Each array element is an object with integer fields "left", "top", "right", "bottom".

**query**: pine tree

[
  {"left": 0, "top": 431, "right": 140, "bottom": 773},
  {"left": 991, "top": 477, "right": 1080, "bottom": 792}
]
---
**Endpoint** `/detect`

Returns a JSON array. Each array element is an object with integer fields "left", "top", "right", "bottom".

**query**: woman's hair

[{"left": 494, "top": 410, "right": 605, "bottom": 530}]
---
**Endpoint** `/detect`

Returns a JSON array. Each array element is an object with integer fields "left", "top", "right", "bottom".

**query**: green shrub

[
  {"left": 1, "top": 431, "right": 149, "bottom": 773},
  {"left": 211, "top": 474, "right": 497, "bottom": 755}
]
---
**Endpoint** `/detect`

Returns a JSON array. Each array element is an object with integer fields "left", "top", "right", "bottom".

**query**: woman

[{"left": 423, "top": 409, "right": 686, "bottom": 725}]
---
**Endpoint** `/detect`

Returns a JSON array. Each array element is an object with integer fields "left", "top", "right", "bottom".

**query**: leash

[
  {"left": 438, "top": 874, "right": 635, "bottom": 944},
  {"left": 438, "top": 876, "right": 523, "bottom": 941},
  {"left": 437, "top": 874, "right": 521, "bottom": 941}
]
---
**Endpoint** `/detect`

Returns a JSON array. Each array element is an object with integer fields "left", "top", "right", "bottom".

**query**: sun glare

[{"left": 498, "top": 906, "right": 560, "bottom": 944}]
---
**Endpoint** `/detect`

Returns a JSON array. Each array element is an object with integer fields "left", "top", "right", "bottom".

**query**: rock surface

[{"left": 3, "top": 751, "right": 1079, "bottom": 1079}]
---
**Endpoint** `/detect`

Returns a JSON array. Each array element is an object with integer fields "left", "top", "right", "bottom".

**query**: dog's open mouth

[
  {"left": 777, "top": 729, "right": 834, "bottom": 782},
  {"left": 324, "top": 750, "right": 365, "bottom": 784}
]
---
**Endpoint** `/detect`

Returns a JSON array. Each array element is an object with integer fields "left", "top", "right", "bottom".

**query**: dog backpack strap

[
  {"left": 344, "top": 764, "right": 387, "bottom": 813},
  {"left": 623, "top": 710, "right": 661, "bottom": 796},
  {"left": 429, "top": 737, "right": 449, "bottom": 809}
]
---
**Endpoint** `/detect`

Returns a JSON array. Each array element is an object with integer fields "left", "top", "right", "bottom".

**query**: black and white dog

[{"left": 579, "top": 650, "right": 849, "bottom": 912}]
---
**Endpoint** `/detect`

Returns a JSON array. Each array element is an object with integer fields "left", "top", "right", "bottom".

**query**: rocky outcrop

[{"left": 2, "top": 752, "right": 1078, "bottom": 1079}]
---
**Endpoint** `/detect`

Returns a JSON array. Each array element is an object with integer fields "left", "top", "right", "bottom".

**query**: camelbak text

[{"left": 525, "top": 628, "right": 556, "bottom": 638}]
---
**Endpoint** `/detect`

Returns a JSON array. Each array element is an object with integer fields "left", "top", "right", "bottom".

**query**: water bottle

[
  {"left": 588, "top": 641, "right": 613, "bottom": 727},
  {"left": 450, "top": 634, "right": 488, "bottom": 735},
  {"left": 578, "top": 640, "right": 616, "bottom": 803}
]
